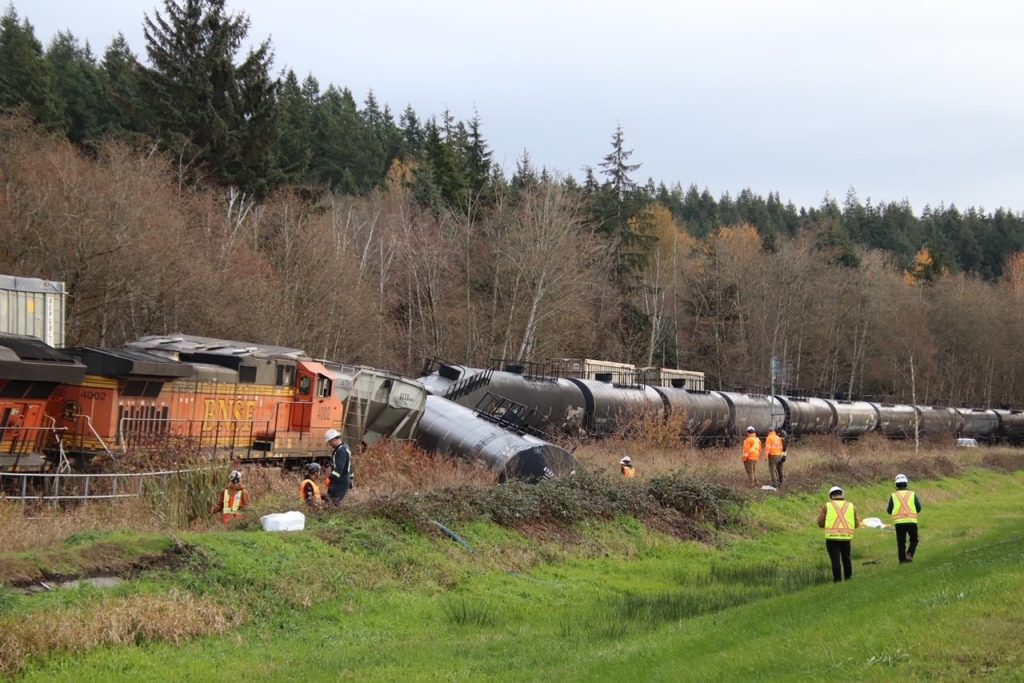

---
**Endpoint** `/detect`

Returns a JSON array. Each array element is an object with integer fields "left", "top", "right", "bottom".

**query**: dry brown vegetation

[
  {"left": 0, "top": 590, "right": 239, "bottom": 676},
  {"left": 4, "top": 116, "right": 1024, "bottom": 402}
]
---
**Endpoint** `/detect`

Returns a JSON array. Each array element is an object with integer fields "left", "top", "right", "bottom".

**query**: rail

[{"left": 0, "top": 466, "right": 219, "bottom": 504}]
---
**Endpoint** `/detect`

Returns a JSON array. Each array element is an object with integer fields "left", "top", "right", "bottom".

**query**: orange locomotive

[
  {"left": 0, "top": 334, "right": 86, "bottom": 471},
  {"left": 46, "top": 335, "right": 344, "bottom": 468}
]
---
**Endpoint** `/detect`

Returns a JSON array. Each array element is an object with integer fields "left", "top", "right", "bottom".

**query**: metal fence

[{"left": 0, "top": 467, "right": 216, "bottom": 504}]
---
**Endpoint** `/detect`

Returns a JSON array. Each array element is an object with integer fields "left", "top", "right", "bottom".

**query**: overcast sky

[{"left": 18, "top": 1, "right": 1024, "bottom": 212}]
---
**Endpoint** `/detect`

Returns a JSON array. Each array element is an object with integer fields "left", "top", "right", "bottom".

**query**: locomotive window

[
  {"left": 276, "top": 365, "right": 294, "bottom": 387},
  {"left": 299, "top": 376, "right": 311, "bottom": 395},
  {"left": 239, "top": 366, "right": 257, "bottom": 384},
  {"left": 316, "top": 375, "right": 332, "bottom": 399},
  {"left": 123, "top": 380, "right": 147, "bottom": 397},
  {"left": 26, "top": 382, "right": 57, "bottom": 399},
  {"left": 143, "top": 381, "right": 163, "bottom": 397},
  {"left": 0, "top": 380, "right": 31, "bottom": 398}
]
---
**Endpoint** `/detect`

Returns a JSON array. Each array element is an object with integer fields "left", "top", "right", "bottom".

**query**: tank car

[
  {"left": 774, "top": 395, "right": 836, "bottom": 436},
  {"left": 566, "top": 375, "right": 664, "bottom": 437},
  {"left": 914, "top": 406, "right": 958, "bottom": 441},
  {"left": 993, "top": 409, "right": 1024, "bottom": 444},
  {"left": 824, "top": 399, "right": 879, "bottom": 439},
  {"left": 650, "top": 386, "right": 731, "bottom": 442},
  {"left": 713, "top": 391, "right": 785, "bottom": 438},
  {"left": 870, "top": 403, "right": 918, "bottom": 438},
  {"left": 415, "top": 395, "right": 577, "bottom": 481},
  {"left": 955, "top": 408, "right": 999, "bottom": 442}
]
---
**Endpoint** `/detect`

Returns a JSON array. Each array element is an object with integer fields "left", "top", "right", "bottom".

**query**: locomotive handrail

[{"left": 0, "top": 466, "right": 220, "bottom": 504}]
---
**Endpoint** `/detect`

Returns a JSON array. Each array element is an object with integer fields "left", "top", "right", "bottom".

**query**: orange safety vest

[
  {"left": 824, "top": 500, "right": 856, "bottom": 540},
  {"left": 621, "top": 465, "right": 636, "bottom": 479},
  {"left": 743, "top": 435, "right": 762, "bottom": 461},
  {"left": 765, "top": 432, "right": 783, "bottom": 457},
  {"left": 300, "top": 478, "right": 322, "bottom": 503},
  {"left": 890, "top": 490, "right": 918, "bottom": 524}
]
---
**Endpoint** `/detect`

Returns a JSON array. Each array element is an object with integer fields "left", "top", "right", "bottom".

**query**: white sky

[{"left": 19, "top": 0, "right": 1024, "bottom": 212}]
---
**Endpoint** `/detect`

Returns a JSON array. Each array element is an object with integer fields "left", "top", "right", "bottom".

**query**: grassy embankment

[{"left": 1, "top": 442, "right": 1023, "bottom": 680}]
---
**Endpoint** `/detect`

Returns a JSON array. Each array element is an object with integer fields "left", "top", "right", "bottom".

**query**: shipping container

[
  {"left": 0, "top": 275, "right": 67, "bottom": 347},
  {"left": 637, "top": 366, "right": 706, "bottom": 391},
  {"left": 550, "top": 358, "right": 637, "bottom": 383}
]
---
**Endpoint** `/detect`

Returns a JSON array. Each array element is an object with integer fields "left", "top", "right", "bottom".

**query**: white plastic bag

[
  {"left": 862, "top": 517, "right": 887, "bottom": 529},
  {"left": 260, "top": 510, "right": 306, "bottom": 532}
]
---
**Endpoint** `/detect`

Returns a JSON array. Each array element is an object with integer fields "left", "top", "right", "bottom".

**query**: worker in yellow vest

[
  {"left": 300, "top": 463, "right": 323, "bottom": 508},
  {"left": 816, "top": 485, "right": 863, "bottom": 582},
  {"left": 741, "top": 426, "right": 761, "bottom": 487},
  {"left": 887, "top": 473, "right": 922, "bottom": 563},
  {"left": 212, "top": 470, "right": 251, "bottom": 527},
  {"left": 619, "top": 455, "right": 636, "bottom": 479}
]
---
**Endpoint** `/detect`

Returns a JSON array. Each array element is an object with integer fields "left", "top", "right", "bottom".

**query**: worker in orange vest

[
  {"left": 765, "top": 428, "right": 785, "bottom": 488},
  {"left": 619, "top": 455, "right": 636, "bottom": 479},
  {"left": 212, "top": 470, "right": 251, "bottom": 527},
  {"left": 300, "top": 463, "right": 323, "bottom": 508},
  {"left": 741, "top": 426, "right": 761, "bottom": 487},
  {"left": 817, "top": 485, "right": 863, "bottom": 582}
]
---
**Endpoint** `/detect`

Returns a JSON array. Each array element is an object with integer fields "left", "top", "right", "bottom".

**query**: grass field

[{"left": 3, "top": 449, "right": 1023, "bottom": 681}]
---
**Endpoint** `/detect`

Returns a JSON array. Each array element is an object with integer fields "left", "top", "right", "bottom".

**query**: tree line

[{"left": 2, "top": 0, "right": 1024, "bottom": 408}]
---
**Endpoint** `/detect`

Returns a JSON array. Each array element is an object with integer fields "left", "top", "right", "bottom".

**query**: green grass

[{"left": 10, "top": 468, "right": 1024, "bottom": 681}]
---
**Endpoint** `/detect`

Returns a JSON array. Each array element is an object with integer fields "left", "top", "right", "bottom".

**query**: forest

[{"left": 2, "top": 0, "right": 1024, "bottom": 408}]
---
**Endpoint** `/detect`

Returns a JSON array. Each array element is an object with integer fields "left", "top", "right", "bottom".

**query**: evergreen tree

[
  {"left": 464, "top": 112, "right": 493, "bottom": 198},
  {"left": 592, "top": 124, "right": 652, "bottom": 279},
  {"left": 276, "top": 69, "right": 313, "bottom": 184},
  {"left": 400, "top": 104, "right": 423, "bottom": 156},
  {"left": 0, "top": 7, "right": 64, "bottom": 128},
  {"left": 310, "top": 85, "right": 385, "bottom": 193},
  {"left": 422, "top": 116, "right": 467, "bottom": 208},
  {"left": 46, "top": 31, "right": 103, "bottom": 143},
  {"left": 142, "top": 0, "right": 280, "bottom": 194},
  {"left": 99, "top": 34, "right": 149, "bottom": 135}
]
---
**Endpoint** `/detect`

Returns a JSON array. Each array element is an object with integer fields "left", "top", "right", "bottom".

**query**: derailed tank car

[{"left": 415, "top": 395, "right": 577, "bottom": 481}]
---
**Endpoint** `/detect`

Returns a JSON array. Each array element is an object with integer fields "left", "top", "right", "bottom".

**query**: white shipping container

[
  {"left": 550, "top": 358, "right": 637, "bottom": 381},
  {"left": 638, "top": 367, "right": 706, "bottom": 391},
  {"left": 0, "top": 275, "right": 67, "bottom": 347}
]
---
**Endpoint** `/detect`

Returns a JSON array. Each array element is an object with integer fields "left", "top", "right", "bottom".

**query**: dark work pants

[
  {"left": 768, "top": 457, "right": 784, "bottom": 487},
  {"left": 327, "top": 477, "right": 351, "bottom": 505},
  {"left": 825, "top": 539, "right": 853, "bottom": 582},
  {"left": 895, "top": 523, "right": 919, "bottom": 562}
]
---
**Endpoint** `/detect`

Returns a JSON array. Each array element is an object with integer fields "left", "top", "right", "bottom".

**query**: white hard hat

[
  {"left": 894, "top": 473, "right": 909, "bottom": 485},
  {"left": 229, "top": 469, "right": 242, "bottom": 484},
  {"left": 324, "top": 429, "right": 342, "bottom": 443},
  {"left": 746, "top": 426, "right": 756, "bottom": 433},
  {"left": 620, "top": 456, "right": 632, "bottom": 465},
  {"left": 828, "top": 485, "right": 843, "bottom": 496}
]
